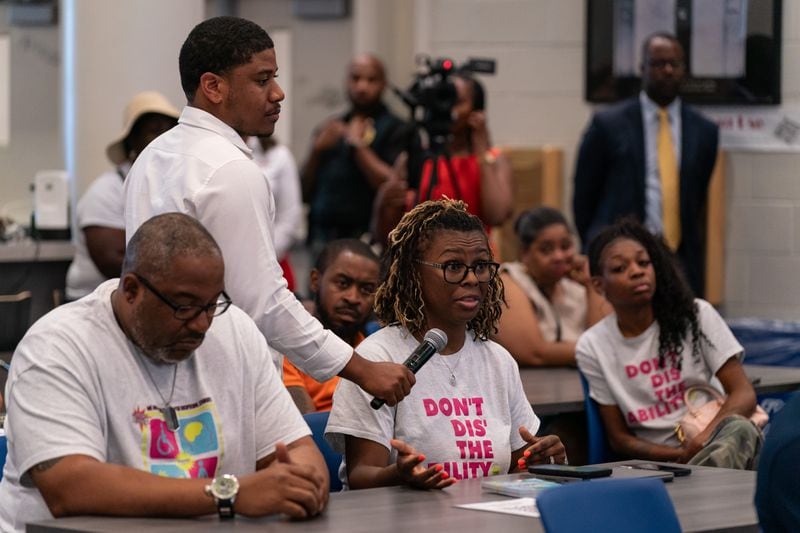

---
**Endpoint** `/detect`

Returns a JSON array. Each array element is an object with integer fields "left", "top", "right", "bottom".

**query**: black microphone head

[{"left": 424, "top": 328, "right": 448, "bottom": 352}]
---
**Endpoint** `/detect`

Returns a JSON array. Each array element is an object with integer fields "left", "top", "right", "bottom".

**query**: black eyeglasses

[
  {"left": 647, "top": 59, "right": 684, "bottom": 70},
  {"left": 415, "top": 260, "right": 499, "bottom": 284},
  {"left": 133, "top": 273, "right": 232, "bottom": 321}
]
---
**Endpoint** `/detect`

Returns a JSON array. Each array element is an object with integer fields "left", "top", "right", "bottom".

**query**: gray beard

[{"left": 128, "top": 311, "right": 185, "bottom": 365}]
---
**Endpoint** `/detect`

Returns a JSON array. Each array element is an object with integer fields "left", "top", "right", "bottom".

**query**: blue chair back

[
  {"left": 727, "top": 318, "right": 800, "bottom": 435},
  {"left": 579, "top": 371, "right": 612, "bottom": 464},
  {"left": 0, "top": 435, "right": 6, "bottom": 481},
  {"left": 303, "top": 411, "right": 343, "bottom": 492},
  {"left": 364, "top": 320, "right": 382, "bottom": 337},
  {"left": 537, "top": 477, "right": 682, "bottom": 533}
]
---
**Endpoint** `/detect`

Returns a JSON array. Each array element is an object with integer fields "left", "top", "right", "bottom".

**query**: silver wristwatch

[{"left": 205, "top": 474, "right": 239, "bottom": 519}]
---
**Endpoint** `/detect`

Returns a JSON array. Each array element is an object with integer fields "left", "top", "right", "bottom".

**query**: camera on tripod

[{"left": 395, "top": 55, "right": 496, "bottom": 154}]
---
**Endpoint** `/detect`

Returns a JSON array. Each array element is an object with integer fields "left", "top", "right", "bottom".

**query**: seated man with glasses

[
  {"left": 326, "top": 199, "right": 566, "bottom": 490},
  {"left": 0, "top": 213, "right": 329, "bottom": 531}
]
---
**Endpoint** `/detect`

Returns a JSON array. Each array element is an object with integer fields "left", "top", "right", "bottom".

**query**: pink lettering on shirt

[{"left": 421, "top": 396, "right": 497, "bottom": 479}]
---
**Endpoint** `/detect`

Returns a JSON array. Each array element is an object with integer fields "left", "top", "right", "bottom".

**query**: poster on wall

[{"left": 586, "top": 0, "right": 782, "bottom": 106}]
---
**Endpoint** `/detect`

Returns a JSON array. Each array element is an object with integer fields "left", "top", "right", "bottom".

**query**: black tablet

[{"left": 527, "top": 464, "right": 613, "bottom": 479}]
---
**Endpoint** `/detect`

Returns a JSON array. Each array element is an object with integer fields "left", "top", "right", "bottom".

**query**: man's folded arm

[{"left": 30, "top": 455, "right": 217, "bottom": 518}]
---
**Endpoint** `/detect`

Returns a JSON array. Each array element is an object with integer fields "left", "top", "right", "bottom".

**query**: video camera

[{"left": 395, "top": 55, "right": 496, "bottom": 154}]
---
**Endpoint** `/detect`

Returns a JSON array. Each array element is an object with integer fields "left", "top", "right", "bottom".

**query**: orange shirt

[{"left": 282, "top": 332, "right": 365, "bottom": 412}]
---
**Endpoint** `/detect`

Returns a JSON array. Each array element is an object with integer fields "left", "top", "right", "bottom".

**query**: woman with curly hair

[
  {"left": 577, "top": 218, "right": 762, "bottom": 468},
  {"left": 326, "top": 199, "right": 565, "bottom": 490}
]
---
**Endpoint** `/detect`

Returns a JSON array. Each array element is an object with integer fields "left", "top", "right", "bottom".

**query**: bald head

[
  {"left": 350, "top": 54, "right": 385, "bottom": 80},
  {"left": 347, "top": 54, "right": 387, "bottom": 113},
  {"left": 123, "top": 213, "right": 223, "bottom": 282}
]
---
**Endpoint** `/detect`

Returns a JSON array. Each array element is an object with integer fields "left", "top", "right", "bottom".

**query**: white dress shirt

[
  {"left": 248, "top": 140, "right": 303, "bottom": 259},
  {"left": 123, "top": 106, "right": 352, "bottom": 381}
]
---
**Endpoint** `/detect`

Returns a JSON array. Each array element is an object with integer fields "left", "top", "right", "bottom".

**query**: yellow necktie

[{"left": 657, "top": 108, "right": 680, "bottom": 250}]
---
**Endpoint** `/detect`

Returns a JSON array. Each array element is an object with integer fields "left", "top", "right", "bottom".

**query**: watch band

[
  {"left": 217, "top": 497, "right": 235, "bottom": 519},
  {"left": 205, "top": 474, "right": 239, "bottom": 520}
]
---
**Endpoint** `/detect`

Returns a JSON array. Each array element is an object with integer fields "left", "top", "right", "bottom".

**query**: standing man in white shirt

[{"left": 124, "top": 16, "right": 413, "bottom": 406}]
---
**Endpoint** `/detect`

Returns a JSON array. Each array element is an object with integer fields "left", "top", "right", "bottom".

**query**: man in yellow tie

[{"left": 573, "top": 33, "right": 719, "bottom": 297}]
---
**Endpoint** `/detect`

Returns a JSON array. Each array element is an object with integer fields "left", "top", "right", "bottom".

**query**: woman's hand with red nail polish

[{"left": 391, "top": 439, "right": 457, "bottom": 490}]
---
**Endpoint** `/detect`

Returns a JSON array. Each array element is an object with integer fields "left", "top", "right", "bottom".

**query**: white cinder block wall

[
  {"left": 415, "top": 0, "right": 800, "bottom": 321},
  {"left": 2, "top": 0, "right": 800, "bottom": 320}
]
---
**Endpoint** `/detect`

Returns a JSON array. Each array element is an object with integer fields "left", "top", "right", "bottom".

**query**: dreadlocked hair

[
  {"left": 587, "top": 218, "right": 712, "bottom": 370},
  {"left": 374, "top": 199, "right": 504, "bottom": 340}
]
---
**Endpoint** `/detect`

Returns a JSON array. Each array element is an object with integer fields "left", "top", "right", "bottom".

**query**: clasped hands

[{"left": 236, "top": 442, "right": 328, "bottom": 519}]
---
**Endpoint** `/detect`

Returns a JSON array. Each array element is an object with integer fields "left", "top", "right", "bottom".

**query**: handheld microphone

[{"left": 370, "top": 328, "right": 448, "bottom": 410}]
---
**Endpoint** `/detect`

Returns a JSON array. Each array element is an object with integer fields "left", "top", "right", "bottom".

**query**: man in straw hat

[
  {"left": 66, "top": 91, "right": 179, "bottom": 301},
  {"left": 124, "top": 17, "right": 413, "bottom": 406}
]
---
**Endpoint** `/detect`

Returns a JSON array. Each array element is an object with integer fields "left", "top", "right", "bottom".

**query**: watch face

[{"left": 212, "top": 474, "right": 240, "bottom": 500}]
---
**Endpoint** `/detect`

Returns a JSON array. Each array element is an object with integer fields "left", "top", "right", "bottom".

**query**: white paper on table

[{"left": 456, "top": 497, "right": 539, "bottom": 518}]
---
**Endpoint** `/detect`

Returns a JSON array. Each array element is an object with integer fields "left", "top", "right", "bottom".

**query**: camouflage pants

[{"left": 688, "top": 415, "right": 764, "bottom": 470}]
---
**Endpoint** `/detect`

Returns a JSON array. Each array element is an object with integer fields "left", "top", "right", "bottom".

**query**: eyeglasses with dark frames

[
  {"left": 415, "top": 260, "right": 500, "bottom": 284},
  {"left": 647, "top": 59, "right": 684, "bottom": 70},
  {"left": 133, "top": 273, "right": 232, "bottom": 321}
]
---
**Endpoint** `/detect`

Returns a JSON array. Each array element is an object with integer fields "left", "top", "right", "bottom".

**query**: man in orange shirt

[{"left": 284, "top": 240, "right": 379, "bottom": 413}]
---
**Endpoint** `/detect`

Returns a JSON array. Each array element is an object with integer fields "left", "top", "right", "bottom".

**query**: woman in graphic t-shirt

[
  {"left": 326, "top": 199, "right": 565, "bottom": 490},
  {"left": 576, "top": 218, "right": 762, "bottom": 469}
]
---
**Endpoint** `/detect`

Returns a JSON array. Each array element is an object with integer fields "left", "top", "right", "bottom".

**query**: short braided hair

[{"left": 374, "top": 199, "right": 504, "bottom": 340}]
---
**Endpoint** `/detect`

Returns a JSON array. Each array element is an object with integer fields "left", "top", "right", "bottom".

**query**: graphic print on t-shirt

[
  {"left": 624, "top": 355, "right": 689, "bottom": 426},
  {"left": 421, "top": 395, "right": 503, "bottom": 479},
  {"left": 133, "top": 397, "right": 221, "bottom": 478}
]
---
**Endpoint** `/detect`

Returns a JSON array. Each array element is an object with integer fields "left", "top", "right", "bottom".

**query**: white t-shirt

[
  {"left": 65, "top": 166, "right": 127, "bottom": 300},
  {"left": 0, "top": 280, "right": 309, "bottom": 532},
  {"left": 576, "top": 299, "right": 743, "bottom": 446},
  {"left": 326, "top": 326, "right": 539, "bottom": 488},
  {"left": 500, "top": 261, "right": 588, "bottom": 342},
  {"left": 123, "top": 106, "right": 352, "bottom": 381},
  {"left": 249, "top": 141, "right": 303, "bottom": 259}
]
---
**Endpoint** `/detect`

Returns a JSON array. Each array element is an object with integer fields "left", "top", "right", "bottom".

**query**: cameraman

[
  {"left": 373, "top": 71, "right": 512, "bottom": 245},
  {"left": 302, "top": 54, "right": 408, "bottom": 251}
]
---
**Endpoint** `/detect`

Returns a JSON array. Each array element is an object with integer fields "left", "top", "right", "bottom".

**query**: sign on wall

[{"left": 702, "top": 106, "right": 800, "bottom": 152}]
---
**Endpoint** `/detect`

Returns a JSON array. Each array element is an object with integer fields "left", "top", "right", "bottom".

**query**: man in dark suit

[{"left": 573, "top": 33, "right": 719, "bottom": 297}]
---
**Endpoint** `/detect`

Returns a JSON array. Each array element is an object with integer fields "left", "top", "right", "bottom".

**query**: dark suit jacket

[{"left": 572, "top": 97, "right": 719, "bottom": 297}]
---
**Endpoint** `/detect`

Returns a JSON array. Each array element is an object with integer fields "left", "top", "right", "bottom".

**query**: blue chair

[
  {"left": 364, "top": 320, "right": 382, "bottom": 336},
  {"left": 0, "top": 435, "right": 6, "bottom": 482},
  {"left": 1, "top": 357, "right": 7, "bottom": 481},
  {"left": 579, "top": 371, "right": 612, "bottom": 464},
  {"left": 303, "top": 411, "right": 343, "bottom": 492},
  {"left": 537, "top": 477, "right": 682, "bottom": 533}
]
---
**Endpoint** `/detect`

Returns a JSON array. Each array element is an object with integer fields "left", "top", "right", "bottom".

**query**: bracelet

[{"left": 480, "top": 150, "right": 497, "bottom": 165}]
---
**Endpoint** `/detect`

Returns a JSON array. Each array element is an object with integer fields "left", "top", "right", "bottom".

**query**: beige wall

[
  {"left": 3, "top": 0, "right": 800, "bottom": 320},
  {"left": 65, "top": 0, "right": 203, "bottom": 204}
]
